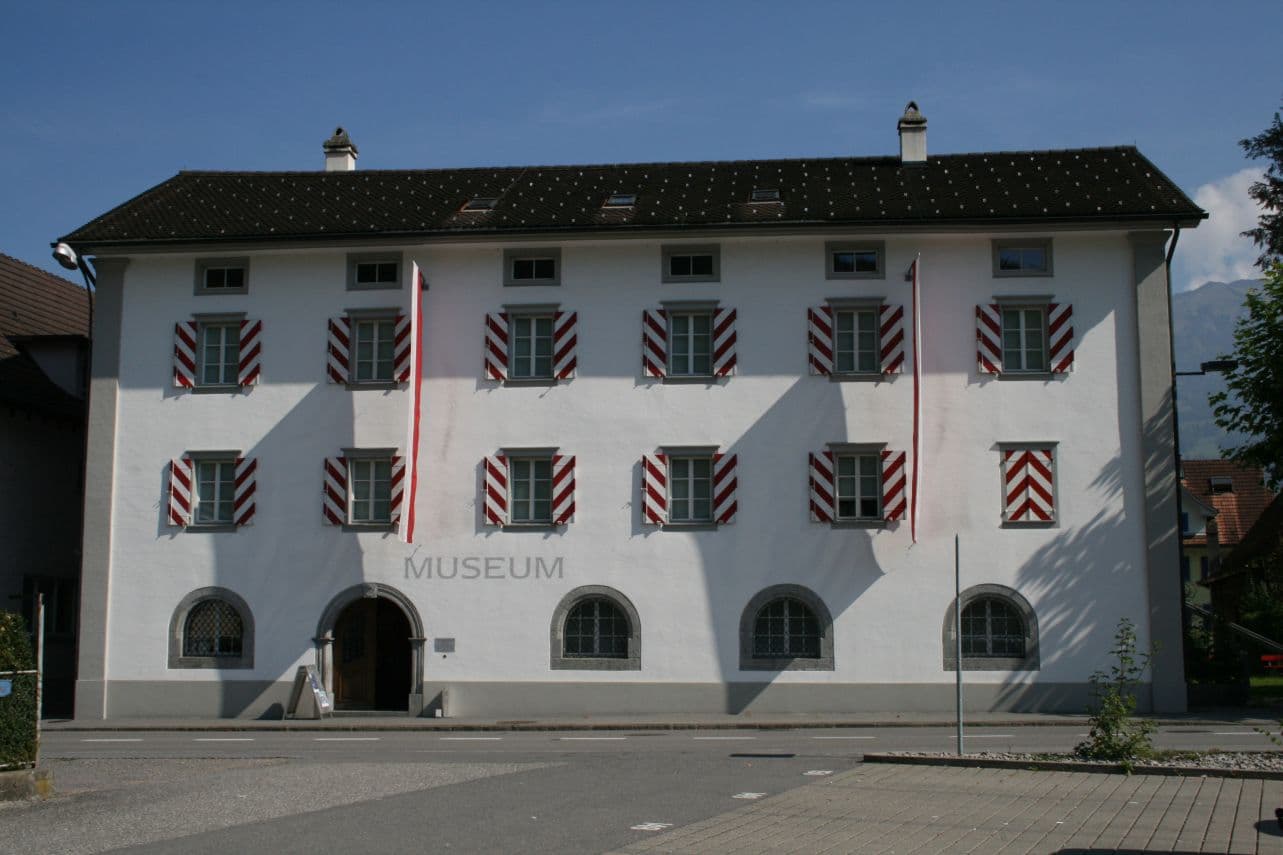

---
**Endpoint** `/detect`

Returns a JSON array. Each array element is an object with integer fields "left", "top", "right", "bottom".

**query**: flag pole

[{"left": 955, "top": 533, "right": 964, "bottom": 755}]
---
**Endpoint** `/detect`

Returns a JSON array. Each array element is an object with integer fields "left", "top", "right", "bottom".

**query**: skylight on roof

[
  {"left": 750, "top": 188, "right": 781, "bottom": 203},
  {"left": 462, "top": 197, "right": 498, "bottom": 211},
  {"left": 604, "top": 193, "right": 636, "bottom": 208}
]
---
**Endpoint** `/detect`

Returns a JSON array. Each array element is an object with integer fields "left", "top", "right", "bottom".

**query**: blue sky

[{"left": 4, "top": 1, "right": 1280, "bottom": 289}]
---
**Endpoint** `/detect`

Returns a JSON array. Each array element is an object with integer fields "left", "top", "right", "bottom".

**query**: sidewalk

[{"left": 42, "top": 708, "right": 1280, "bottom": 732}]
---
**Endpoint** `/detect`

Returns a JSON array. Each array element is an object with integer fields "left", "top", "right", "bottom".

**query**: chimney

[
  {"left": 897, "top": 102, "right": 927, "bottom": 164},
  {"left": 322, "top": 127, "right": 358, "bottom": 172}
]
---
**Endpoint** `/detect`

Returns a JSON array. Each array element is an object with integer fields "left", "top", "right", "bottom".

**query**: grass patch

[{"left": 1250, "top": 675, "right": 1283, "bottom": 706}]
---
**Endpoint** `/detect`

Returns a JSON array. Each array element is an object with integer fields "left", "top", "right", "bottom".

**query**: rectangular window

[
  {"left": 835, "top": 454, "right": 881, "bottom": 520},
  {"left": 993, "top": 239, "right": 1052, "bottom": 276},
  {"left": 833, "top": 309, "right": 878, "bottom": 374},
  {"left": 347, "top": 253, "right": 403, "bottom": 290},
  {"left": 669, "top": 312, "right": 712, "bottom": 376},
  {"left": 669, "top": 456, "right": 713, "bottom": 523},
  {"left": 349, "top": 458, "right": 392, "bottom": 523},
  {"left": 504, "top": 248, "right": 561, "bottom": 286},
  {"left": 511, "top": 315, "right": 554, "bottom": 379},
  {"left": 203, "top": 266, "right": 244, "bottom": 290},
  {"left": 199, "top": 323, "right": 240, "bottom": 386},
  {"left": 825, "top": 241, "right": 884, "bottom": 279},
  {"left": 604, "top": 193, "right": 636, "bottom": 208},
  {"left": 1001, "top": 307, "right": 1047, "bottom": 372},
  {"left": 509, "top": 458, "right": 552, "bottom": 523},
  {"left": 195, "top": 258, "right": 249, "bottom": 295},
  {"left": 194, "top": 460, "right": 236, "bottom": 525},
  {"left": 662, "top": 245, "right": 720, "bottom": 283},
  {"left": 353, "top": 318, "right": 396, "bottom": 382}
]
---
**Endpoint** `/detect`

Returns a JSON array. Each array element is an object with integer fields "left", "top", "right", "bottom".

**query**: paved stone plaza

[{"left": 611, "top": 763, "right": 1283, "bottom": 854}]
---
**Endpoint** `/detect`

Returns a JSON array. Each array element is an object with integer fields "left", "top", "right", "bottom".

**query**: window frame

[
  {"left": 942, "top": 584, "right": 1039, "bottom": 671},
  {"left": 833, "top": 452, "right": 882, "bottom": 522},
  {"left": 739, "top": 584, "right": 834, "bottom": 671},
  {"left": 182, "top": 450, "right": 242, "bottom": 531},
  {"left": 169, "top": 587, "right": 254, "bottom": 669},
  {"left": 342, "top": 447, "right": 398, "bottom": 530},
  {"left": 992, "top": 238, "right": 1053, "bottom": 278},
  {"left": 662, "top": 244, "right": 720, "bottom": 284},
  {"left": 349, "top": 314, "right": 398, "bottom": 385},
  {"left": 346, "top": 252, "right": 404, "bottom": 291},
  {"left": 503, "top": 247, "right": 562, "bottom": 287},
  {"left": 194, "top": 257, "right": 250, "bottom": 296},
  {"left": 667, "top": 453, "right": 715, "bottom": 525},
  {"left": 508, "top": 310, "right": 556, "bottom": 381},
  {"left": 196, "top": 320, "right": 242, "bottom": 388},
  {"left": 667, "top": 309, "right": 715, "bottom": 378},
  {"left": 998, "top": 304, "right": 1050, "bottom": 374},
  {"left": 825, "top": 240, "right": 885, "bottom": 280},
  {"left": 507, "top": 455, "right": 554, "bottom": 526},
  {"left": 832, "top": 305, "right": 881, "bottom": 376},
  {"left": 550, "top": 586, "right": 641, "bottom": 671}
]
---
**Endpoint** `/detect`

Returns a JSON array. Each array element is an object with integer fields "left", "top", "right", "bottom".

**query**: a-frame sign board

[{"left": 285, "top": 665, "right": 334, "bottom": 719}]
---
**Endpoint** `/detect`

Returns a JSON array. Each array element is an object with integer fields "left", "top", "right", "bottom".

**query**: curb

[{"left": 862, "top": 752, "right": 1283, "bottom": 781}]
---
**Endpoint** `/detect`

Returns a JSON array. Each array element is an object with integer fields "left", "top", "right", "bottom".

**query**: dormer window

[
  {"left": 1209, "top": 477, "right": 1234, "bottom": 494},
  {"left": 604, "top": 193, "right": 636, "bottom": 208},
  {"left": 750, "top": 188, "right": 780, "bottom": 203},
  {"left": 462, "top": 197, "right": 498, "bottom": 211}
]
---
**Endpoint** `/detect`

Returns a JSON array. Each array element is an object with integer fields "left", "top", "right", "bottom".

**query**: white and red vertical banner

[
  {"left": 909, "top": 255, "right": 922, "bottom": 543},
  {"left": 400, "top": 263, "right": 426, "bottom": 543}
]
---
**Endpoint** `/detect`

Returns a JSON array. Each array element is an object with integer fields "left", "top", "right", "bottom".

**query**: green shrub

[
  {"left": 1075, "top": 618, "right": 1157, "bottom": 769},
  {"left": 0, "top": 612, "right": 37, "bottom": 769}
]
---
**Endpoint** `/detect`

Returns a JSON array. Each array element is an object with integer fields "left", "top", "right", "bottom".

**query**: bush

[
  {"left": 0, "top": 612, "right": 37, "bottom": 769},
  {"left": 1075, "top": 618, "right": 1157, "bottom": 768}
]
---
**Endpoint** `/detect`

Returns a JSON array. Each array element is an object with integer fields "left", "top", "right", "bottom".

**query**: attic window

[
  {"left": 604, "top": 193, "right": 636, "bottom": 208},
  {"left": 750, "top": 188, "right": 781, "bottom": 203},
  {"left": 462, "top": 197, "right": 498, "bottom": 212},
  {"left": 1209, "top": 477, "right": 1234, "bottom": 494}
]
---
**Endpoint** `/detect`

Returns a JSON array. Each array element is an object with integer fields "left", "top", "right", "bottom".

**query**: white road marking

[
  {"left": 812, "top": 735, "right": 876, "bottom": 740},
  {"left": 803, "top": 770, "right": 834, "bottom": 776},
  {"left": 558, "top": 736, "right": 627, "bottom": 741},
  {"left": 692, "top": 736, "right": 756, "bottom": 740},
  {"left": 964, "top": 734, "right": 1014, "bottom": 739},
  {"left": 314, "top": 737, "right": 381, "bottom": 741},
  {"left": 733, "top": 792, "right": 767, "bottom": 799},
  {"left": 81, "top": 738, "right": 143, "bottom": 742},
  {"left": 631, "top": 822, "right": 673, "bottom": 832},
  {"left": 441, "top": 736, "right": 503, "bottom": 741},
  {"left": 194, "top": 737, "right": 254, "bottom": 742},
  {"left": 1212, "top": 731, "right": 1264, "bottom": 736}
]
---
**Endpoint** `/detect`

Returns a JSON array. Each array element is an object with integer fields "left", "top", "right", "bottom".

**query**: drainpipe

[{"left": 1164, "top": 224, "right": 1192, "bottom": 675}]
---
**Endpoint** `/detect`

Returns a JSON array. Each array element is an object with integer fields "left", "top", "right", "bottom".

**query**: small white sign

[
  {"left": 630, "top": 823, "right": 673, "bottom": 832},
  {"left": 733, "top": 792, "right": 767, "bottom": 800},
  {"left": 803, "top": 770, "right": 833, "bottom": 776}
]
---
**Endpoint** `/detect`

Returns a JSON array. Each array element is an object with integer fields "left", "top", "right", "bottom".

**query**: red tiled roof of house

[
  {"left": 0, "top": 253, "right": 89, "bottom": 416},
  {"left": 1181, "top": 459, "right": 1276, "bottom": 547}
]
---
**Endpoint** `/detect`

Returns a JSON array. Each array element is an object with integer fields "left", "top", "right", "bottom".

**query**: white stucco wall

[{"left": 100, "top": 231, "right": 1150, "bottom": 702}]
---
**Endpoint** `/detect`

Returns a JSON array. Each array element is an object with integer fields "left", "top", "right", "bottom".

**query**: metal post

[
  {"left": 955, "top": 534, "right": 964, "bottom": 755},
  {"left": 34, "top": 593, "right": 44, "bottom": 768}
]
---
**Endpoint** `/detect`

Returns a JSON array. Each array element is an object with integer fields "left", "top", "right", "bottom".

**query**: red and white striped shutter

[
  {"left": 484, "top": 312, "right": 509, "bottom": 381},
  {"left": 233, "top": 457, "right": 256, "bottom": 526},
  {"left": 641, "top": 452, "right": 667, "bottom": 524},
  {"left": 976, "top": 303, "right": 1002, "bottom": 375},
  {"left": 713, "top": 452, "right": 738, "bottom": 524},
  {"left": 1003, "top": 448, "right": 1056, "bottom": 523},
  {"left": 322, "top": 456, "right": 347, "bottom": 525},
  {"left": 809, "top": 451, "right": 835, "bottom": 522},
  {"left": 552, "top": 454, "right": 575, "bottom": 524},
  {"left": 712, "top": 307, "right": 737, "bottom": 377},
  {"left": 807, "top": 306, "right": 833, "bottom": 376},
  {"left": 238, "top": 320, "right": 262, "bottom": 387},
  {"left": 393, "top": 313, "right": 412, "bottom": 383},
  {"left": 327, "top": 318, "right": 350, "bottom": 384},
  {"left": 388, "top": 455, "right": 405, "bottom": 526},
  {"left": 642, "top": 309, "right": 667, "bottom": 378},
  {"left": 879, "top": 304, "right": 905, "bottom": 375},
  {"left": 553, "top": 311, "right": 578, "bottom": 379},
  {"left": 1048, "top": 302, "right": 1074, "bottom": 373},
  {"left": 881, "top": 449, "right": 908, "bottom": 522},
  {"left": 167, "top": 457, "right": 193, "bottom": 526},
  {"left": 173, "top": 322, "right": 198, "bottom": 388},
  {"left": 483, "top": 454, "right": 508, "bottom": 525}
]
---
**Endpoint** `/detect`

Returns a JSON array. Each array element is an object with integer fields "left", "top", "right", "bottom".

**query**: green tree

[{"left": 1240, "top": 102, "right": 1283, "bottom": 265}]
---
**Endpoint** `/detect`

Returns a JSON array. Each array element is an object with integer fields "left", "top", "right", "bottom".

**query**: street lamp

[
  {"left": 1177, "top": 359, "right": 1240, "bottom": 377},
  {"left": 51, "top": 242, "right": 96, "bottom": 289}
]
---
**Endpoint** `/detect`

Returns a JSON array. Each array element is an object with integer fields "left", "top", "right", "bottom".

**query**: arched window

[
  {"left": 550, "top": 586, "right": 641, "bottom": 670},
  {"left": 740, "top": 585, "right": 834, "bottom": 671},
  {"left": 169, "top": 587, "right": 254, "bottom": 669},
  {"left": 943, "top": 584, "right": 1038, "bottom": 671}
]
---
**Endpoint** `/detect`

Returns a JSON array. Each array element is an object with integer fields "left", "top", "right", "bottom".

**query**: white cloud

[{"left": 1174, "top": 168, "right": 1265, "bottom": 291}]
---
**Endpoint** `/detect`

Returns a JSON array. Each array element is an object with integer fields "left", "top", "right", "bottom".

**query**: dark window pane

[
  {"left": 670, "top": 255, "right": 692, "bottom": 277},
  {"left": 853, "top": 251, "right": 878, "bottom": 273},
  {"left": 533, "top": 258, "right": 556, "bottom": 279},
  {"left": 224, "top": 267, "right": 245, "bottom": 288},
  {"left": 690, "top": 254, "right": 713, "bottom": 276},
  {"left": 832, "top": 252, "right": 855, "bottom": 273},
  {"left": 999, "top": 249, "right": 1022, "bottom": 271}
]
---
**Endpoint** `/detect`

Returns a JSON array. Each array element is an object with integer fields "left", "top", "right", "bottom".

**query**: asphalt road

[{"left": 10, "top": 726, "right": 1279, "bottom": 855}]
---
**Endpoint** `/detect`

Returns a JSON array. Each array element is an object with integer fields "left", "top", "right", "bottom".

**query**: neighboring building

[
  {"left": 0, "top": 253, "right": 89, "bottom": 716},
  {"left": 1181, "top": 460, "right": 1276, "bottom": 610},
  {"left": 58, "top": 107, "right": 1205, "bottom": 719}
]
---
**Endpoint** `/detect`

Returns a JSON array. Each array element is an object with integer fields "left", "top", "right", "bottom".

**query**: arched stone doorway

[{"left": 316, "top": 584, "right": 425, "bottom": 715}]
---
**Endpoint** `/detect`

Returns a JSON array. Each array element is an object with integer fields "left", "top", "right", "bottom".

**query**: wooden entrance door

[{"left": 334, "top": 599, "right": 377, "bottom": 709}]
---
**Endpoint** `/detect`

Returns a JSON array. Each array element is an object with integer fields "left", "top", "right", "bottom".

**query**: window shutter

[
  {"left": 808, "top": 451, "right": 835, "bottom": 522},
  {"left": 173, "top": 322, "right": 197, "bottom": 388},
  {"left": 322, "top": 456, "right": 347, "bottom": 525},
  {"left": 641, "top": 452, "right": 667, "bottom": 524},
  {"left": 483, "top": 454, "right": 508, "bottom": 525},
  {"left": 238, "top": 320, "right": 262, "bottom": 387},
  {"left": 553, "top": 311, "right": 578, "bottom": 379},
  {"left": 1003, "top": 447, "right": 1056, "bottom": 523},
  {"left": 976, "top": 303, "right": 1002, "bottom": 375},
  {"left": 484, "top": 312, "right": 509, "bottom": 381},
  {"left": 807, "top": 306, "right": 834, "bottom": 376},
  {"left": 552, "top": 454, "right": 576, "bottom": 524},
  {"left": 881, "top": 449, "right": 908, "bottom": 522},
  {"left": 879, "top": 304, "right": 905, "bottom": 375},
  {"left": 713, "top": 452, "right": 738, "bottom": 524},
  {"left": 712, "top": 307, "right": 737, "bottom": 377},
  {"left": 1048, "top": 302, "right": 1074, "bottom": 373},
  {"left": 167, "top": 457, "right": 193, "bottom": 527},
  {"left": 327, "top": 318, "right": 350, "bottom": 384},
  {"left": 389, "top": 455, "right": 405, "bottom": 526},
  {"left": 642, "top": 309, "right": 667, "bottom": 378},
  {"left": 234, "top": 457, "right": 257, "bottom": 526},
  {"left": 393, "top": 313, "right": 412, "bottom": 383}
]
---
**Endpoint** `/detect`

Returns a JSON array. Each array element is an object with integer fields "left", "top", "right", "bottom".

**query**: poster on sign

[{"left": 285, "top": 665, "right": 333, "bottom": 719}]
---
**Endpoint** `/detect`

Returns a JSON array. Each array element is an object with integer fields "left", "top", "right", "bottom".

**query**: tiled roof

[
  {"left": 60, "top": 146, "right": 1204, "bottom": 247},
  {"left": 1222, "top": 495, "right": 1282, "bottom": 576},
  {"left": 0, "top": 253, "right": 89, "bottom": 416},
  {"left": 1181, "top": 459, "right": 1277, "bottom": 548}
]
